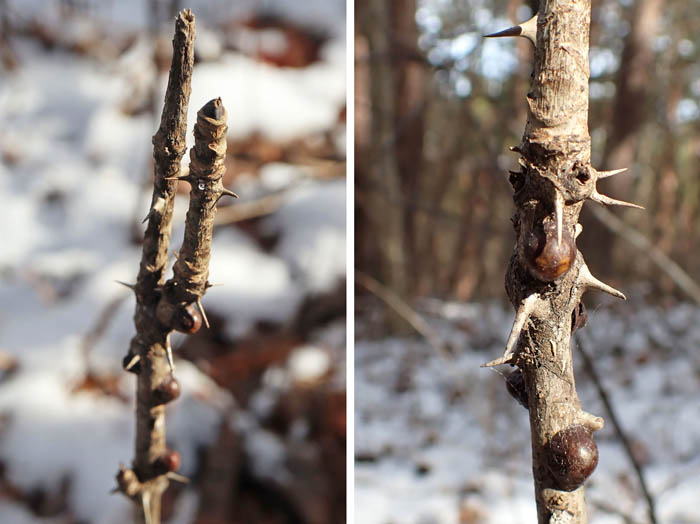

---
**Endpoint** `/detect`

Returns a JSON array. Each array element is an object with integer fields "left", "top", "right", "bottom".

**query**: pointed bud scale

[
  {"left": 484, "top": 13, "right": 538, "bottom": 45},
  {"left": 201, "top": 97, "right": 224, "bottom": 121},
  {"left": 482, "top": 293, "right": 539, "bottom": 367},
  {"left": 578, "top": 264, "right": 626, "bottom": 300}
]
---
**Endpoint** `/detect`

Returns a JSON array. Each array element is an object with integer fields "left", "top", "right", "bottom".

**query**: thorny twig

[{"left": 114, "top": 10, "right": 232, "bottom": 524}]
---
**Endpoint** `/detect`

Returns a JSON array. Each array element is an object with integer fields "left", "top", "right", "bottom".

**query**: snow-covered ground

[
  {"left": 356, "top": 299, "right": 700, "bottom": 524},
  {"left": 0, "top": 3, "right": 346, "bottom": 522}
]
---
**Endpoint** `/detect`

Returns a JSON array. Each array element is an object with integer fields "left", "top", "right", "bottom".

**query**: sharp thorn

[
  {"left": 124, "top": 354, "right": 140, "bottom": 371},
  {"left": 197, "top": 296, "right": 210, "bottom": 329},
  {"left": 165, "top": 345, "right": 175, "bottom": 372},
  {"left": 579, "top": 264, "right": 626, "bottom": 300},
  {"left": 484, "top": 13, "right": 537, "bottom": 45},
  {"left": 596, "top": 167, "right": 628, "bottom": 179},
  {"left": 554, "top": 190, "right": 564, "bottom": 246},
  {"left": 590, "top": 189, "right": 644, "bottom": 209},
  {"left": 164, "top": 175, "right": 192, "bottom": 182},
  {"left": 109, "top": 486, "right": 120, "bottom": 494},
  {"left": 209, "top": 188, "right": 239, "bottom": 210},
  {"left": 143, "top": 197, "right": 167, "bottom": 223},
  {"left": 115, "top": 280, "right": 136, "bottom": 291},
  {"left": 482, "top": 294, "right": 538, "bottom": 367},
  {"left": 481, "top": 354, "right": 513, "bottom": 368},
  {"left": 167, "top": 472, "right": 190, "bottom": 484}
]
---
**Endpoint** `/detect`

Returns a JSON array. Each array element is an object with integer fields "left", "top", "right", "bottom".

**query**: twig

[
  {"left": 588, "top": 204, "right": 700, "bottom": 305},
  {"left": 575, "top": 333, "right": 659, "bottom": 524},
  {"left": 115, "top": 10, "right": 196, "bottom": 524},
  {"left": 355, "top": 270, "right": 451, "bottom": 360}
]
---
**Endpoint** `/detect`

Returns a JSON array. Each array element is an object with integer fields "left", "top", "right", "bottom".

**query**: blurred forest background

[
  {"left": 355, "top": 1, "right": 700, "bottom": 523},
  {"left": 355, "top": 0, "right": 700, "bottom": 310},
  {"left": 0, "top": 0, "right": 345, "bottom": 523}
]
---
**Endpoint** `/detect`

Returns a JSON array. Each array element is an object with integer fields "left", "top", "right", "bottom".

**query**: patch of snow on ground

[
  {"left": 0, "top": 5, "right": 345, "bottom": 521},
  {"left": 356, "top": 301, "right": 700, "bottom": 524}
]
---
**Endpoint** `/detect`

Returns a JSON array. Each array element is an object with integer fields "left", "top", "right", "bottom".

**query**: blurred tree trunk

[
  {"left": 585, "top": 0, "right": 663, "bottom": 281},
  {"left": 603, "top": 0, "right": 663, "bottom": 175},
  {"left": 356, "top": 0, "right": 427, "bottom": 329},
  {"left": 390, "top": 0, "right": 427, "bottom": 295}
]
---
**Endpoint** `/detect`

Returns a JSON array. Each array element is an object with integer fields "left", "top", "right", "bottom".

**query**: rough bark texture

[
  {"left": 116, "top": 11, "right": 196, "bottom": 523},
  {"left": 115, "top": 11, "right": 230, "bottom": 524},
  {"left": 484, "top": 1, "right": 637, "bottom": 522}
]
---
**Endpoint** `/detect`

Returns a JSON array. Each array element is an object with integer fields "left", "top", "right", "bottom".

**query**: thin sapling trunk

[
  {"left": 483, "top": 2, "right": 642, "bottom": 522},
  {"left": 114, "top": 10, "right": 234, "bottom": 524}
]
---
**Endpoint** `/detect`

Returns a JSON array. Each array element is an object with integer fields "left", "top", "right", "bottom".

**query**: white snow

[
  {"left": 0, "top": 3, "right": 345, "bottom": 521},
  {"left": 356, "top": 301, "right": 700, "bottom": 524}
]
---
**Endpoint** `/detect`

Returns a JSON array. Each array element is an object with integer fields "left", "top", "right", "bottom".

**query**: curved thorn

[
  {"left": 579, "top": 264, "right": 626, "bottom": 300},
  {"left": 209, "top": 188, "right": 238, "bottom": 210},
  {"left": 484, "top": 13, "right": 537, "bottom": 45},
  {"left": 482, "top": 294, "right": 538, "bottom": 367},
  {"left": 596, "top": 167, "right": 628, "bottom": 179},
  {"left": 554, "top": 189, "right": 564, "bottom": 246},
  {"left": 590, "top": 189, "right": 644, "bottom": 210},
  {"left": 197, "top": 296, "right": 210, "bottom": 329}
]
